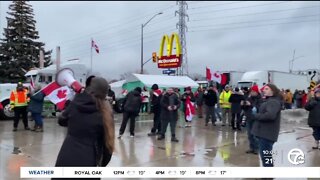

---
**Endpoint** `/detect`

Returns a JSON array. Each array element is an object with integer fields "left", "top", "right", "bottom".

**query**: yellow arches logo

[{"left": 157, "top": 33, "right": 182, "bottom": 69}]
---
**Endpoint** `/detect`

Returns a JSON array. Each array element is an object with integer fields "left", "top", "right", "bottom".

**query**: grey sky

[{"left": 0, "top": 1, "right": 319, "bottom": 80}]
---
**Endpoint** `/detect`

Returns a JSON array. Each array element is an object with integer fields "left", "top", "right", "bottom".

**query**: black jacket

[
  {"left": 123, "top": 90, "right": 142, "bottom": 114},
  {"left": 305, "top": 98, "right": 320, "bottom": 127},
  {"left": 161, "top": 93, "right": 180, "bottom": 121},
  {"left": 150, "top": 89, "right": 162, "bottom": 113},
  {"left": 229, "top": 93, "right": 245, "bottom": 114},
  {"left": 203, "top": 90, "right": 218, "bottom": 107},
  {"left": 251, "top": 96, "right": 282, "bottom": 142},
  {"left": 56, "top": 92, "right": 112, "bottom": 168},
  {"left": 242, "top": 94, "right": 263, "bottom": 122}
]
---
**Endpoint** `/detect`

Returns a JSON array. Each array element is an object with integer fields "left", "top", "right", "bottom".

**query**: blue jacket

[{"left": 28, "top": 91, "right": 45, "bottom": 114}]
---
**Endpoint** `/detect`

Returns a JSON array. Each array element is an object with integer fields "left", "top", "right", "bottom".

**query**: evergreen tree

[{"left": 0, "top": 1, "right": 52, "bottom": 83}]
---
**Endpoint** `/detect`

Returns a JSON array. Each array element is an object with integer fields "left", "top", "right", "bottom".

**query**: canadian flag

[
  {"left": 41, "top": 82, "right": 73, "bottom": 111},
  {"left": 91, "top": 39, "right": 99, "bottom": 54},
  {"left": 206, "top": 67, "right": 227, "bottom": 85},
  {"left": 121, "top": 89, "right": 128, "bottom": 96},
  {"left": 153, "top": 89, "right": 162, "bottom": 97},
  {"left": 185, "top": 96, "right": 195, "bottom": 121}
]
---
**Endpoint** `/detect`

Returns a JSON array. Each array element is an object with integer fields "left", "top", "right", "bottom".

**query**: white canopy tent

[{"left": 124, "top": 73, "right": 199, "bottom": 90}]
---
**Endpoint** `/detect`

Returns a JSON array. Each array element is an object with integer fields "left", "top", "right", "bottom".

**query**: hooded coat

[{"left": 55, "top": 92, "right": 112, "bottom": 170}]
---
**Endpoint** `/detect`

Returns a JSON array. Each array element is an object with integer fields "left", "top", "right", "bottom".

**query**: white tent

[
  {"left": 125, "top": 73, "right": 199, "bottom": 89},
  {"left": 110, "top": 80, "right": 126, "bottom": 98}
]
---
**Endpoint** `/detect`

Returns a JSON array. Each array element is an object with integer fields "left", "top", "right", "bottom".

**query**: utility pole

[
  {"left": 289, "top": 49, "right": 304, "bottom": 73},
  {"left": 175, "top": 1, "right": 189, "bottom": 76}
]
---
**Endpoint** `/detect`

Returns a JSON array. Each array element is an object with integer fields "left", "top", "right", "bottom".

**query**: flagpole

[{"left": 90, "top": 38, "right": 93, "bottom": 73}]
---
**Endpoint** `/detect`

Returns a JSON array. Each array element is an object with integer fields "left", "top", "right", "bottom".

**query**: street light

[{"left": 141, "top": 12, "right": 163, "bottom": 74}]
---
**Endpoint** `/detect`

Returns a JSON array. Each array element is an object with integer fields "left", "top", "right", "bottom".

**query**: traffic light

[{"left": 152, "top": 52, "right": 157, "bottom": 63}]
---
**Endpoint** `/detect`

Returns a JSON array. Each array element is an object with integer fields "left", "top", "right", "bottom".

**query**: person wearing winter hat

[
  {"left": 241, "top": 85, "right": 262, "bottom": 155},
  {"left": 54, "top": 77, "right": 114, "bottom": 169},
  {"left": 148, "top": 84, "right": 163, "bottom": 136},
  {"left": 118, "top": 87, "right": 142, "bottom": 138},
  {"left": 181, "top": 86, "right": 196, "bottom": 127},
  {"left": 305, "top": 86, "right": 320, "bottom": 150}
]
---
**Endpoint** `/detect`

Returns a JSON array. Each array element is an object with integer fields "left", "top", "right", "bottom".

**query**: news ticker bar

[{"left": 21, "top": 167, "right": 320, "bottom": 178}]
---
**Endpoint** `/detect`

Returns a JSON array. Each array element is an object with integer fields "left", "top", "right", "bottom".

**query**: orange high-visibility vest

[{"left": 10, "top": 89, "right": 29, "bottom": 107}]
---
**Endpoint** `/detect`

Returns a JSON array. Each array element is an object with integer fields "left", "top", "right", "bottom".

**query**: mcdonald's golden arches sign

[{"left": 157, "top": 33, "right": 182, "bottom": 68}]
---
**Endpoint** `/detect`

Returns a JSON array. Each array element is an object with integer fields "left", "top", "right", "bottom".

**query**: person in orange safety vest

[{"left": 10, "top": 82, "right": 30, "bottom": 131}]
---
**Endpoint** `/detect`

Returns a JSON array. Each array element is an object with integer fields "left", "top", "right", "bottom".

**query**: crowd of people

[
  {"left": 281, "top": 87, "right": 312, "bottom": 109},
  {"left": 116, "top": 81, "right": 319, "bottom": 168},
  {"left": 8, "top": 75, "right": 319, "bottom": 171}
]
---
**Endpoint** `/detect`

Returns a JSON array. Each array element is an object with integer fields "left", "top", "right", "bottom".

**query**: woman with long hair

[
  {"left": 252, "top": 83, "right": 282, "bottom": 167},
  {"left": 53, "top": 77, "right": 115, "bottom": 180}
]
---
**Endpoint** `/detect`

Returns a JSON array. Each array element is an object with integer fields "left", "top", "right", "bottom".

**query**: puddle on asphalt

[
  {"left": 12, "top": 147, "right": 22, "bottom": 155},
  {"left": 179, "top": 152, "right": 195, "bottom": 157},
  {"left": 279, "top": 129, "right": 295, "bottom": 134}
]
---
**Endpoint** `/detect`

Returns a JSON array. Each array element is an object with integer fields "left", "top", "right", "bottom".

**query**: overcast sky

[{"left": 0, "top": 1, "right": 319, "bottom": 80}]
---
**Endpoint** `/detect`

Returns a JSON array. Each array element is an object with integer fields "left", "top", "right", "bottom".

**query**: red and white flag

[
  {"left": 91, "top": 39, "right": 99, "bottom": 54},
  {"left": 185, "top": 96, "right": 195, "bottom": 121},
  {"left": 206, "top": 67, "right": 227, "bottom": 85},
  {"left": 121, "top": 89, "right": 128, "bottom": 96},
  {"left": 41, "top": 82, "right": 72, "bottom": 110}
]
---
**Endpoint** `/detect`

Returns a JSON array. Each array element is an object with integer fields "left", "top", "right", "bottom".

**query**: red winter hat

[{"left": 251, "top": 85, "right": 259, "bottom": 93}]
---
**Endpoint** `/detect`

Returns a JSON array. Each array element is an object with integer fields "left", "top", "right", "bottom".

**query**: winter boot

[
  {"left": 35, "top": 126, "right": 43, "bottom": 132},
  {"left": 157, "top": 135, "right": 165, "bottom": 140},
  {"left": 312, "top": 140, "right": 319, "bottom": 149},
  {"left": 171, "top": 134, "right": 179, "bottom": 142}
]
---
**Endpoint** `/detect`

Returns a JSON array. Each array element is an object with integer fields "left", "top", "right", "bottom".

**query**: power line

[
  {"left": 189, "top": 14, "right": 320, "bottom": 29},
  {"left": 189, "top": 1, "right": 290, "bottom": 16},
  {"left": 189, "top": 19, "right": 319, "bottom": 32},
  {"left": 59, "top": 25, "right": 177, "bottom": 55},
  {"left": 61, "top": 28, "right": 177, "bottom": 57},
  {"left": 63, "top": 35, "right": 165, "bottom": 60},
  {"left": 190, "top": 6, "right": 320, "bottom": 22},
  {"left": 189, "top": 1, "right": 247, "bottom": 10},
  {"left": 50, "top": 3, "right": 176, "bottom": 45}
]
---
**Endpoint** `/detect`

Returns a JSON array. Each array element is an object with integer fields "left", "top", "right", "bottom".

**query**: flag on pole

[
  {"left": 30, "top": 76, "right": 35, "bottom": 91},
  {"left": 91, "top": 39, "right": 100, "bottom": 54},
  {"left": 41, "top": 82, "right": 72, "bottom": 110},
  {"left": 206, "top": 67, "right": 227, "bottom": 85}
]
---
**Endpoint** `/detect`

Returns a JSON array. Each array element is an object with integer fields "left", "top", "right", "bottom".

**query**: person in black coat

[
  {"left": 203, "top": 85, "right": 218, "bottom": 126},
  {"left": 54, "top": 77, "right": 114, "bottom": 180},
  {"left": 305, "top": 87, "right": 320, "bottom": 149},
  {"left": 27, "top": 85, "right": 45, "bottom": 132},
  {"left": 229, "top": 87, "right": 245, "bottom": 130},
  {"left": 118, "top": 87, "right": 142, "bottom": 138},
  {"left": 251, "top": 84, "right": 282, "bottom": 167},
  {"left": 241, "top": 85, "right": 262, "bottom": 154},
  {"left": 148, "top": 84, "right": 163, "bottom": 136},
  {"left": 158, "top": 87, "right": 181, "bottom": 142}
]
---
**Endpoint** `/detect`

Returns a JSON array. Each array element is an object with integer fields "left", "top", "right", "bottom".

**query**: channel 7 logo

[{"left": 287, "top": 148, "right": 305, "bottom": 165}]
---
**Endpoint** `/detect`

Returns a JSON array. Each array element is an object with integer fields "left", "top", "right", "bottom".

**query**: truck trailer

[{"left": 237, "top": 70, "right": 310, "bottom": 92}]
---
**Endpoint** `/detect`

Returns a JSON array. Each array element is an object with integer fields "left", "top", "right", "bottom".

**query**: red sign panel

[{"left": 157, "top": 55, "right": 182, "bottom": 68}]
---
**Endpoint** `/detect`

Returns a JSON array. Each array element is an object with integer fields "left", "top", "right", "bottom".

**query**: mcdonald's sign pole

[{"left": 140, "top": 12, "right": 163, "bottom": 74}]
